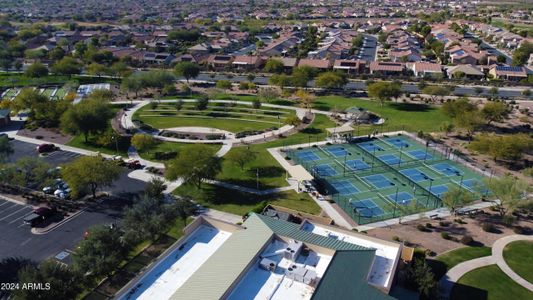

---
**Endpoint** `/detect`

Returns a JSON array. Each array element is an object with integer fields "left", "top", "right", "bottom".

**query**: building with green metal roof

[{"left": 117, "top": 213, "right": 404, "bottom": 300}]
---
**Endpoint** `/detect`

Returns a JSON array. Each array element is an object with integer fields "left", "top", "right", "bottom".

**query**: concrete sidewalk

[{"left": 439, "top": 234, "right": 533, "bottom": 299}]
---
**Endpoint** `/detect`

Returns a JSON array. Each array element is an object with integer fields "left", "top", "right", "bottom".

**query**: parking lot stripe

[
  {"left": 7, "top": 208, "right": 33, "bottom": 224},
  {"left": 0, "top": 201, "right": 11, "bottom": 208},
  {"left": 0, "top": 207, "right": 29, "bottom": 221},
  {"left": 0, "top": 202, "right": 17, "bottom": 213}
]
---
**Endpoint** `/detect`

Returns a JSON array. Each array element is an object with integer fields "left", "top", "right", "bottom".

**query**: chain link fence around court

[{"left": 286, "top": 134, "right": 489, "bottom": 225}]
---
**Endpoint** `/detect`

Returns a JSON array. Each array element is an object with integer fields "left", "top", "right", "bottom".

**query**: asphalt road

[
  {"left": 0, "top": 196, "right": 132, "bottom": 262},
  {"left": 190, "top": 73, "right": 530, "bottom": 99}
]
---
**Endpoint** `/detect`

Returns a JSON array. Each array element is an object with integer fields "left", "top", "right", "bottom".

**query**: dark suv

[
  {"left": 23, "top": 207, "right": 56, "bottom": 226},
  {"left": 36, "top": 143, "right": 59, "bottom": 153}
]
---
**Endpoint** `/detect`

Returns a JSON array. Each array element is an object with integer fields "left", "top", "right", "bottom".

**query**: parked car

[
  {"left": 126, "top": 159, "right": 143, "bottom": 170},
  {"left": 23, "top": 207, "right": 56, "bottom": 226},
  {"left": 36, "top": 143, "right": 58, "bottom": 153}
]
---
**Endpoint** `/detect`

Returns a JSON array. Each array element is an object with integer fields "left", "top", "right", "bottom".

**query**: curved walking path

[{"left": 440, "top": 234, "right": 533, "bottom": 299}]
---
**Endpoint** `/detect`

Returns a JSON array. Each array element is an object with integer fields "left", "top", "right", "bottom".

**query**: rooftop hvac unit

[
  {"left": 259, "top": 258, "right": 277, "bottom": 272},
  {"left": 283, "top": 240, "right": 303, "bottom": 261},
  {"left": 303, "top": 269, "right": 318, "bottom": 287}
]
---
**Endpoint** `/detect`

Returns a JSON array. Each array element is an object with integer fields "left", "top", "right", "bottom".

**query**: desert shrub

[
  {"left": 417, "top": 224, "right": 428, "bottom": 232},
  {"left": 439, "top": 221, "right": 450, "bottom": 227},
  {"left": 392, "top": 236, "right": 401, "bottom": 242},
  {"left": 441, "top": 232, "right": 451, "bottom": 240},
  {"left": 426, "top": 223, "right": 433, "bottom": 229},
  {"left": 513, "top": 226, "right": 524, "bottom": 234},
  {"left": 482, "top": 222, "right": 495, "bottom": 233},
  {"left": 460, "top": 235, "right": 473, "bottom": 245},
  {"left": 502, "top": 215, "right": 516, "bottom": 227}
]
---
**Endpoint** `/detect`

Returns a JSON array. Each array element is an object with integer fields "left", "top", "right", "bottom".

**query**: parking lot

[{"left": 0, "top": 196, "right": 134, "bottom": 262}]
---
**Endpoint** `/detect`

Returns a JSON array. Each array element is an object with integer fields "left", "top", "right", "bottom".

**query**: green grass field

[
  {"left": 216, "top": 114, "right": 336, "bottom": 189},
  {"left": 436, "top": 246, "right": 492, "bottom": 270},
  {"left": 137, "top": 141, "right": 221, "bottom": 162},
  {"left": 503, "top": 241, "right": 533, "bottom": 284},
  {"left": 133, "top": 102, "right": 293, "bottom": 133},
  {"left": 173, "top": 183, "right": 321, "bottom": 216},
  {"left": 452, "top": 265, "right": 533, "bottom": 300}
]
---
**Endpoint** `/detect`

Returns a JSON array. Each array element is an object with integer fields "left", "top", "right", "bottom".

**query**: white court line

[
  {"left": 8, "top": 208, "right": 32, "bottom": 224},
  {"left": 0, "top": 207, "right": 29, "bottom": 221}
]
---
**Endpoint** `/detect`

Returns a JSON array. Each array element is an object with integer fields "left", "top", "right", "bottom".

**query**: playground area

[{"left": 288, "top": 134, "right": 489, "bottom": 225}]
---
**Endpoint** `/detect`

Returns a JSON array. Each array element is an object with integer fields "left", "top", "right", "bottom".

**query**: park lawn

[
  {"left": 173, "top": 183, "right": 321, "bottom": 216},
  {"left": 503, "top": 241, "right": 533, "bottom": 284},
  {"left": 216, "top": 114, "right": 336, "bottom": 189},
  {"left": 138, "top": 141, "right": 221, "bottom": 162},
  {"left": 451, "top": 265, "right": 533, "bottom": 300},
  {"left": 137, "top": 115, "right": 276, "bottom": 132},
  {"left": 314, "top": 96, "right": 451, "bottom": 132},
  {"left": 436, "top": 246, "right": 492, "bottom": 270}
]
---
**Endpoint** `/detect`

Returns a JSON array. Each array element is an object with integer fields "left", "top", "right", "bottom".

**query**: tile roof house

[
  {"left": 297, "top": 58, "right": 332, "bottom": 70},
  {"left": 369, "top": 61, "right": 405, "bottom": 75},
  {"left": 408, "top": 62, "right": 443, "bottom": 78},
  {"left": 232, "top": 55, "right": 264, "bottom": 70},
  {"left": 489, "top": 65, "right": 528, "bottom": 81},
  {"left": 446, "top": 64, "right": 485, "bottom": 79},
  {"left": 333, "top": 59, "right": 366, "bottom": 74},
  {"left": 259, "top": 35, "right": 300, "bottom": 57},
  {"left": 207, "top": 54, "right": 234, "bottom": 70}
]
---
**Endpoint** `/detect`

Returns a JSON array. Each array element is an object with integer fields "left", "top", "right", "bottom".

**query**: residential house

[
  {"left": 207, "top": 55, "right": 234, "bottom": 70},
  {"left": 232, "top": 55, "right": 264, "bottom": 71},
  {"left": 333, "top": 59, "right": 366, "bottom": 74},
  {"left": 446, "top": 64, "right": 484, "bottom": 79},
  {"left": 259, "top": 35, "right": 300, "bottom": 57},
  {"left": 297, "top": 58, "right": 332, "bottom": 70},
  {"left": 143, "top": 52, "right": 175, "bottom": 65},
  {"left": 280, "top": 57, "right": 298, "bottom": 72},
  {"left": 489, "top": 66, "right": 528, "bottom": 81},
  {"left": 408, "top": 62, "right": 443, "bottom": 78},
  {"left": 369, "top": 61, "right": 405, "bottom": 75}
]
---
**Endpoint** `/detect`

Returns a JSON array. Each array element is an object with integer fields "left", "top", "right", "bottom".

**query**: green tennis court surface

[{"left": 289, "top": 134, "right": 489, "bottom": 225}]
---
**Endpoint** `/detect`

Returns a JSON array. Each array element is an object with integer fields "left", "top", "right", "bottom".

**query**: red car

[
  {"left": 23, "top": 207, "right": 56, "bottom": 226},
  {"left": 36, "top": 143, "right": 58, "bottom": 153}
]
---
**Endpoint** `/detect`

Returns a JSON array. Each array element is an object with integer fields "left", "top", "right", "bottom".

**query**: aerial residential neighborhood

[{"left": 0, "top": 1, "right": 532, "bottom": 300}]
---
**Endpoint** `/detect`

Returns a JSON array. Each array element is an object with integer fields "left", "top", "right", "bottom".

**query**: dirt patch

[
  {"left": 366, "top": 208, "right": 533, "bottom": 255},
  {"left": 17, "top": 127, "right": 73, "bottom": 144}
]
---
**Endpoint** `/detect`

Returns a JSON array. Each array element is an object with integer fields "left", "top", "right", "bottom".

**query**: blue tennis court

[
  {"left": 383, "top": 137, "right": 410, "bottom": 149},
  {"left": 330, "top": 180, "right": 359, "bottom": 195},
  {"left": 378, "top": 154, "right": 403, "bottom": 165},
  {"left": 432, "top": 163, "right": 463, "bottom": 176},
  {"left": 313, "top": 164, "right": 337, "bottom": 177},
  {"left": 400, "top": 168, "right": 433, "bottom": 182},
  {"left": 358, "top": 142, "right": 383, "bottom": 152},
  {"left": 363, "top": 174, "right": 396, "bottom": 189},
  {"left": 326, "top": 146, "right": 349, "bottom": 157},
  {"left": 387, "top": 192, "right": 414, "bottom": 205},
  {"left": 459, "top": 179, "right": 489, "bottom": 194},
  {"left": 350, "top": 199, "right": 384, "bottom": 218},
  {"left": 345, "top": 159, "right": 370, "bottom": 171},
  {"left": 297, "top": 150, "right": 320, "bottom": 162},
  {"left": 429, "top": 185, "right": 449, "bottom": 197},
  {"left": 408, "top": 150, "right": 432, "bottom": 160}
]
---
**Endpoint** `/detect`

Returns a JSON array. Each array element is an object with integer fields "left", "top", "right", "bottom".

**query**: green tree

[
  {"left": 14, "top": 260, "right": 82, "bottom": 300},
  {"left": 123, "top": 195, "right": 177, "bottom": 242},
  {"left": 175, "top": 99, "right": 184, "bottom": 111},
  {"left": 408, "top": 259, "right": 437, "bottom": 298},
  {"left": 522, "top": 89, "right": 532, "bottom": 98},
  {"left": 174, "top": 61, "right": 200, "bottom": 83},
  {"left": 497, "top": 54, "right": 507, "bottom": 63},
  {"left": 61, "top": 155, "right": 121, "bottom": 198},
  {"left": 51, "top": 56, "right": 81, "bottom": 76},
  {"left": 216, "top": 80, "right": 232, "bottom": 90},
  {"left": 291, "top": 66, "right": 316, "bottom": 88},
  {"left": 0, "top": 157, "right": 52, "bottom": 188},
  {"left": 441, "top": 98, "right": 476, "bottom": 118},
  {"left": 195, "top": 94, "right": 209, "bottom": 110},
  {"left": 60, "top": 99, "right": 113, "bottom": 142},
  {"left": 252, "top": 99, "right": 261, "bottom": 110},
  {"left": 24, "top": 62, "right": 48, "bottom": 78},
  {"left": 269, "top": 74, "right": 292, "bottom": 90},
  {"left": 73, "top": 225, "right": 128, "bottom": 278},
  {"left": 226, "top": 147, "right": 257, "bottom": 170},
  {"left": 440, "top": 122, "right": 455, "bottom": 136},
  {"left": 315, "top": 71, "right": 347, "bottom": 89},
  {"left": 0, "top": 135, "right": 14, "bottom": 162},
  {"left": 263, "top": 58, "right": 284, "bottom": 74},
  {"left": 285, "top": 115, "right": 302, "bottom": 126},
  {"left": 454, "top": 110, "right": 484, "bottom": 139},
  {"left": 485, "top": 175, "right": 532, "bottom": 217},
  {"left": 131, "top": 133, "right": 157, "bottom": 151},
  {"left": 481, "top": 101, "right": 508, "bottom": 125},
  {"left": 442, "top": 186, "right": 475, "bottom": 215},
  {"left": 489, "top": 86, "right": 499, "bottom": 98},
  {"left": 144, "top": 177, "right": 167, "bottom": 199},
  {"left": 174, "top": 197, "right": 195, "bottom": 226},
  {"left": 367, "top": 81, "right": 402, "bottom": 107},
  {"left": 295, "top": 89, "right": 315, "bottom": 111},
  {"left": 258, "top": 87, "right": 280, "bottom": 103},
  {"left": 121, "top": 76, "right": 142, "bottom": 98},
  {"left": 512, "top": 41, "right": 533, "bottom": 66},
  {"left": 165, "top": 145, "right": 221, "bottom": 188},
  {"left": 469, "top": 133, "right": 533, "bottom": 162},
  {"left": 86, "top": 63, "right": 108, "bottom": 77},
  {"left": 421, "top": 85, "right": 450, "bottom": 103}
]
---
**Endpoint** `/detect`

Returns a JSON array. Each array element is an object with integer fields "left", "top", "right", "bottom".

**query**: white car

[{"left": 42, "top": 186, "right": 53, "bottom": 194}]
